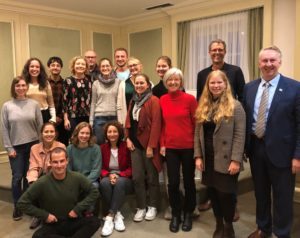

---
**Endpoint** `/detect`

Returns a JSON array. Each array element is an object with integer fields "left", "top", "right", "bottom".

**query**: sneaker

[
  {"left": 101, "top": 216, "right": 114, "bottom": 236},
  {"left": 13, "top": 207, "right": 22, "bottom": 221},
  {"left": 145, "top": 206, "right": 157, "bottom": 221},
  {"left": 114, "top": 211, "right": 125, "bottom": 231},
  {"left": 133, "top": 208, "right": 146, "bottom": 222},
  {"left": 29, "top": 217, "right": 41, "bottom": 229}
]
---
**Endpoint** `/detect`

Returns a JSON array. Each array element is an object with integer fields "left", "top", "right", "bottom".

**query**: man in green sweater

[{"left": 17, "top": 147, "right": 101, "bottom": 238}]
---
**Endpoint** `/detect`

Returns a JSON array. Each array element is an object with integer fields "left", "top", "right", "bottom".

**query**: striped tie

[{"left": 255, "top": 82, "right": 270, "bottom": 138}]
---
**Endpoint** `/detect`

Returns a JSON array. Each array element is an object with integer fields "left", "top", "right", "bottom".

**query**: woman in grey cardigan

[
  {"left": 1, "top": 76, "right": 43, "bottom": 221},
  {"left": 194, "top": 70, "right": 245, "bottom": 238}
]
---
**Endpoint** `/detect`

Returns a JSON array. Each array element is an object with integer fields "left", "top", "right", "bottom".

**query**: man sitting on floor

[{"left": 17, "top": 147, "right": 101, "bottom": 238}]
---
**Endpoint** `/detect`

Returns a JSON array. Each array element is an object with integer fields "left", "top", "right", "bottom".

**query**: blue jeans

[
  {"left": 9, "top": 141, "right": 38, "bottom": 205},
  {"left": 93, "top": 116, "right": 117, "bottom": 145},
  {"left": 99, "top": 177, "right": 133, "bottom": 214}
]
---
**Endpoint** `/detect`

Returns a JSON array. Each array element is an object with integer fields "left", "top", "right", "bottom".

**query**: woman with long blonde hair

[{"left": 194, "top": 70, "right": 245, "bottom": 238}]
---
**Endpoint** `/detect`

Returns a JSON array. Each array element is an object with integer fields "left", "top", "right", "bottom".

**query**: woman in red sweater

[
  {"left": 100, "top": 121, "right": 132, "bottom": 237},
  {"left": 160, "top": 67, "right": 197, "bottom": 233}
]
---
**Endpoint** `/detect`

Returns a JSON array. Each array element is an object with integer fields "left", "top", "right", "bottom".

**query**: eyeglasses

[
  {"left": 128, "top": 64, "right": 139, "bottom": 68},
  {"left": 210, "top": 48, "right": 225, "bottom": 53}
]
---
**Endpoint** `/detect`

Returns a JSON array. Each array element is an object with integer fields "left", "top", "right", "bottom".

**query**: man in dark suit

[
  {"left": 243, "top": 46, "right": 300, "bottom": 238},
  {"left": 196, "top": 39, "right": 245, "bottom": 101}
]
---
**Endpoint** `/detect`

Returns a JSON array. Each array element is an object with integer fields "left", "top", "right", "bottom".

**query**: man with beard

[{"left": 114, "top": 48, "right": 130, "bottom": 81}]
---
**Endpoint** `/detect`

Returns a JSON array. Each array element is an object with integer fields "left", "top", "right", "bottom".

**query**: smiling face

[
  {"left": 156, "top": 59, "right": 170, "bottom": 79},
  {"left": 166, "top": 74, "right": 182, "bottom": 93},
  {"left": 42, "top": 124, "right": 56, "bottom": 145},
  {"left": 49, "top": 61, "right": 62, "bottom": 76},
  {"left": 14, "top": 79, "right": 28, "bottom": 99},
  {"left": 74, "top": 58, "right": 87, "bottom": 76},
  {"left": 29, "top": 60, "right": 41, "bottom": 79},
  {"left": 115, "top": 50, "right": 128, "bottom": 68},
  {"left": 78, "top": 126, "right": 91, "bottom": 146},
  {"left": 100, "top": 59, "right": 112, "bottom": 77},
  {"left": 208, "top": 74, "right": 227, "bottom": 98},
  {"left": 258, "top": 49, "right": 281, "bottom": 81},
  {"left": 128, "top": 60, "right": 142, "bottom": 77},
  {"left": 50, "top": 151, "right": 68, "bottom": 180},
  {"left": 209, "top": 42, "right": 226, "bottom": 65},
  {"left": 106, "top": 125, "right": 119, "bottom": 145},
  {"left": 134, "top": 75, "right": 150, "bottom": 95}
]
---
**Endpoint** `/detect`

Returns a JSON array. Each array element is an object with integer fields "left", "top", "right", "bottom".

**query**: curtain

[
  {"left": 248, "top": 7, "right": 263, "bottom": 81},
  {"left": 177, "top": 21, "right": 190, "bottom": 75},
  {"left": 185, "top": 11, "right": 249, "bottom": 90}
]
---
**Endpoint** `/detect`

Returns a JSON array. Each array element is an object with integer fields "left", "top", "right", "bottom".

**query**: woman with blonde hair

[
  {"left": 194, "top": 70, "right": 245, "bottom": 238},
  {"left": 63, "top": 56, "right": 92, "bottom": 139},
  {"left": 117, "top": 57, "right": 143, "bottom": 126}
]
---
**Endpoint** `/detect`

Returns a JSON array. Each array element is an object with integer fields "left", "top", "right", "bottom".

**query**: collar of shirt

[{"left": 252, "top": 73, "right": 281, "bottom": 131}]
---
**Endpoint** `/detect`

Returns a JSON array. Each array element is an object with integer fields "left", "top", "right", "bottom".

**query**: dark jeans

[
  {"left": 9, "top": 141, "right": 38, "bottom": 205},
  {"left": 131, "top": 147, "right": 160, "bottom": 209},
  {"left": 93, "top": 116, "right": 117, "bottom": 145},
  {"left": 166, "top": 148, "right": 196, "bottom": 216},
  {"left": 41, "top": 109, "right": 51, "bottom": 123},
  {"left": 56, "top": 120, "right": 69, "bottom": 146},
  {"left": 100, "top": 177, "right": 133, "bottom": 214},
  {"left": 32, "top": 217, "right": 101, "bottom": 238},
  {"left": 208, "top": 186, "right": 235, "bottom": 223}
]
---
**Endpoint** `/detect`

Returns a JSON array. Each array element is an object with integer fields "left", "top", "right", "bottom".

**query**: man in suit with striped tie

[{"left": 243, "top": 46, "right": 300, "bottom": 238}]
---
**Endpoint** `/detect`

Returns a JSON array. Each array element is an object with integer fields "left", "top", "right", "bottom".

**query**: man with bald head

[
  {"left": 84, "top": 50, "right": 100, "bottom": 83},
  {"left": 243, "top": 46, "right": 300, "bottom": 238}
]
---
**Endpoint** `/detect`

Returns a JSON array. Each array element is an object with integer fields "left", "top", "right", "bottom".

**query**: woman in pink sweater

[{"left": 160, "top": 68, "right": 197, "bottom": 233}]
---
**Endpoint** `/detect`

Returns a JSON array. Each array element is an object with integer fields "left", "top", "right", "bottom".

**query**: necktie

[{"left": 255, "top": 82, "right": 270, "bottom": 138}]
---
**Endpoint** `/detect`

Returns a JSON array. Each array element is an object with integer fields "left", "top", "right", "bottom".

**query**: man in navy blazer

[{"left": 243, "top": 46, "right": 300, "bottom": 238}]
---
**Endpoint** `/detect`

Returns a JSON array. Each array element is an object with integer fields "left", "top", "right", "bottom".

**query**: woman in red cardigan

[
  {"left": 99, "top": 121, "right": 133, "bottom": 237},
  {"left": 125, "top": 73, "right": 162, "bottom": 223}
]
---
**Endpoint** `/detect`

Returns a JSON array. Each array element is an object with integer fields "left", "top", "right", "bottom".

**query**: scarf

[
  {"left": 98, "top": 70, "right": 117, "bottom": 86},
  {"left": 131, "top": 88, "right": 152, "bottom": 121}
]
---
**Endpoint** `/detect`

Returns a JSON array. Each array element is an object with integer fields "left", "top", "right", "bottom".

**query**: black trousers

[
  {"left": 208, "top": 186, "right": 235, "bottom": 223},
  {"left": 249, "top": 136, "right": 295, "bottom": 238},
  {"left": 166, "top": 148, "right": 196, "bottom": 217},
  {"left": 32, "top": 217, "right": 101, "bottom": 238}
]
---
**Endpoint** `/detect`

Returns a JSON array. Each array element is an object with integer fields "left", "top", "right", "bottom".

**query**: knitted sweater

[
  {"left": 90, "top": 79, "right": 120, "bottom": 126},
  {"left": 67, "top": 144, "right": 102, "bottom": 183},
  {"left": 160, "top": 90, "right": 197, "bottom": 149},
  {"left": 1, "top": 98, "right": 43, "bottom": 153},
  {"left": 17, "top": 171, "right": 99, "bottom": 220}
]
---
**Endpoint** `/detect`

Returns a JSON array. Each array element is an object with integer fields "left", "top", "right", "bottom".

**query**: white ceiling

[{"left": 8, "top": 0, "right": 206, "bottom": 20}]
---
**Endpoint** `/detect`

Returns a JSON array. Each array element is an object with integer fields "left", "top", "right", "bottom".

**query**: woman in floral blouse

[{"left": 63, "top": 56, "right": 92, "bottom": 139}]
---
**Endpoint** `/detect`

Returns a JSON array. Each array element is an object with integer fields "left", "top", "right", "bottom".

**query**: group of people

[{"left": 1, "top": 40, "right": 300, "bottom": 238}]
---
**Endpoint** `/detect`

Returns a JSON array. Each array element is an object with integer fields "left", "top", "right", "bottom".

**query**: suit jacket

[
  {"left": 243, "top": 75, "right": 300, "bottom": 168},
  {"left": 100, "top": 141, "right": 132, "bottom": 178},
  {"left": 196, "top": 63, "right": 245, "bottom": 101},
  {"left": 125, "top": 95, "right": 162, "bottom": 172},
  {"left": 194, "top": 100, "right": 246, "bottom": 174}
]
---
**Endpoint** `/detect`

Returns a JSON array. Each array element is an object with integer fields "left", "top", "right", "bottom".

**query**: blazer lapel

[
  {"left": 268, "top": 76, "right": 286, "bottom": 119},
  {"left": 248, "top": 79, "right": 261, "bottom": 114}
]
